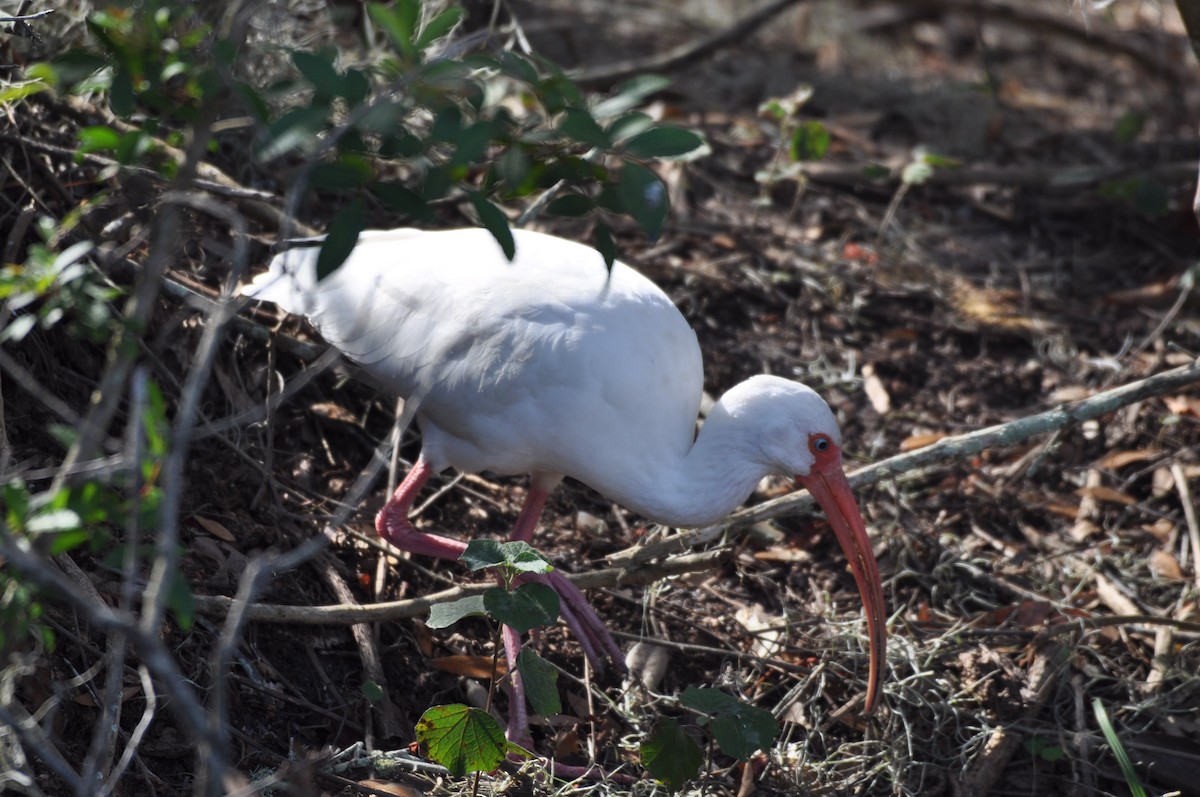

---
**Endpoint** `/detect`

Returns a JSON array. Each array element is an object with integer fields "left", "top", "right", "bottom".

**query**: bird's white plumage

[{"left": 242, "top": 228, "right": 842, "bottom": 526}]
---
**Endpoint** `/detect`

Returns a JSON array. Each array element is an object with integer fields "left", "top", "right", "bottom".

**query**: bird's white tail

[{"left": 238, "top": 245, "right": 322, "bottom": 316}]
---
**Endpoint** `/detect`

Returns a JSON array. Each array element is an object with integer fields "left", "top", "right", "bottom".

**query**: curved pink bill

[{"left": 797, "top": 462, "right": 886, "bottom": 714}]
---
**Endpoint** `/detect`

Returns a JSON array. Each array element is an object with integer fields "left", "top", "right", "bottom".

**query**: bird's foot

[{"left": 521, "top": 571, "right": 625, "bottom": 673}]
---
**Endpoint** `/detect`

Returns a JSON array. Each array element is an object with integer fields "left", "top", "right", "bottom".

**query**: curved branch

[
  {"left": 575, "top": 0, "right": 807, "bottom": 86},
  {"left": 193, "top": 360, "right": 1200, "bottom": 626}
]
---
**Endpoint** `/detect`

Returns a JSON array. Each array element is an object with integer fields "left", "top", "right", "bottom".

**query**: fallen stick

[{"left": 193, "top": 359, "right": 1200, "bottom": 625}]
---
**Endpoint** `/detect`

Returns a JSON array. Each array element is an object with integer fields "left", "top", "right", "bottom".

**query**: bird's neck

[{"left": 615, "top": 402, "right": 769, "bottom": 528}]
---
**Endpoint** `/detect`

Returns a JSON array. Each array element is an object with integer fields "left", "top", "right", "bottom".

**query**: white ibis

[{"left": 241, "top": 227, "right": 886, "bottom": 739}]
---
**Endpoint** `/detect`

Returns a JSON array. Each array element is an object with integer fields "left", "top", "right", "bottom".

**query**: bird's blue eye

[{"left": 813, "top": 436, "right": 830, "bottom": 452}]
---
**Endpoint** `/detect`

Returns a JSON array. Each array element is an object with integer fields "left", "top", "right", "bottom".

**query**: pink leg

[
  {"left": 376, "top": 460, "right": 468, "bottom": 559},
  {"left": 377, "top": 462, "right": 624, "bottom": 743},
  {"left": 512, "top": 484, "right": 624, "bottom": 670},
  {"left": 503, "top": 625, "right": 532, "bottom": 747}
]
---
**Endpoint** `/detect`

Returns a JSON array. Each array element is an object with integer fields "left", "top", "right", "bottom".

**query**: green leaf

[
  {"left": 450, "top": 120, "right": 495, "bottom": 167},
  {"left": 921, "top": 152, "right": 961, "bottom": 168},
  {"left": 710, "top": 705, "right": 778, "bottom": 760},
  {"left": 618, "top": 162, "right": 668, "bottom": 240},
  {"left": 422, "top": 163, "right": 453, "bottom": 200},
  {"left": 48, "top": 51, "right": 108, "bottom": 88},
  {"left": 341, "top": 68, "right": 371, "bottom": 106},
  {"left": 593, "top": 223, "right": 617, "bottom": 269},
  {"left": 606, "top": 111, "right": 654, "bottom": 144},
  {"left": 498, "top": 51, "right": 539, "bottom": 84},
  {"left": 315, "top": 199, "right": 366, "bottom": 279},
  {"left": 759, "top": 99, "right": 788, "bottom": 120},
  {"left": 559, "top": 108, "right": 610, "bottom": 149},
  {"left": 416, "top": 704, "right": 507, "bottom": 776},
  {"left": 592, "top": 74, "right": 671, "bottom": 118},
  {"left": 546, "top": 193, "right": 594, "bottom": 217},
  {"left": 311, "top": 159, "right": 373, "bottom": 190},
  {"left": 641, "top": 717, "right": 703, "bottom": 791},
  {"left": 0, "top": 79, "right": 49, "bottom": 105},
  {"left": 461, "top": 538, "right": 506, "bottom": 571},
  {"left": 516, "top": 648, "right": 561, "bottom": 716},
  {"left": 427, "top": 594, "right": 488, "bottom": 629},
  {"left": 257, "top": 105, "right": 328, "bottom": 161},
  {"left": 461, "top": 540, "right": 553, "bottom": 574},
  {"left": 357, "top": 101, "right": 405, "bottom": 135},
  {"left": 430, "top": 105, "right": 464, "bottom": 141},
  {"left": 361, "top": 680, "right": 384, "bottom": 702},
  {"left": 168, "top": 570, "right": 195, "bottom": 631},
  {"left": 494, "top": 147, "right": 530, "bottom": 193},
  {"left": 499, "top": 542, "right": 553, "bottom": 574},
  {"left": 414, "top": 6, "right": 463, "bottom": 51},
  {"left": 468, "top": 193, "right": 515, "bottom": 261},
  {"left": 789, "top": 120, "right": 830, "bottom": 161},
  {"left": 292, "top": 51, "right": 343, "bottom": 98},
  {"left": 113, "top": 130, "right": 153, "bottom": 165},
  {"left": 47, "top": 529, "right": 92, "bottom": 556},
  {"left": 368, "top": 2, "right": 417, "bottom": 60},
  {"left": 370, "top": 181, "right": 430, "bottom": 218},
  {"left": 679, "top": 686, "right": 740, "bottom": 713},
  {"left": 78, "top": 125, "right": 122, "bottom": 154},
  {"left": 4, "top": 481, "right": 29, "bottom": 527},
  {"left": 1114, "top": 109, "right": 1147, "bottom": 144},
  {"left": 1093, "top": 699, "right": 1148, "bottom": 797},
  {"left": 623, "top": 126, "right": 705, "bottom": 159},
  {"left": 536, "top": 74, "right": 583, "bottom": 114},
  {"left": 681, "top": 687, "right": 779, "bottom": 760},
  {"left": 1024, "top": 736, "right": 1065, "bottom": 763},
  {"left": 483, "top": 583, "right": 559, "bottom": 633}
]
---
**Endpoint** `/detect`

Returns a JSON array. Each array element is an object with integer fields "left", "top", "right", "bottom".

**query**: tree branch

[
  {"left": 575, "top": 0, "right": 807, "bottom": 86},
  {"left": 191, "top": 361, "right": 1200, "bottom": 627}
]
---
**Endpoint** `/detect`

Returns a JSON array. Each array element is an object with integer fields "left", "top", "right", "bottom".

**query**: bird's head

[{"left": 722, "top": 375, "right": 887, "bottom": 714}]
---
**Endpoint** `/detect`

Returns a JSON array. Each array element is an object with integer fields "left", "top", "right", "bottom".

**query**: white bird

[{"left": 241, "top": 227, "right": 886, "bottom": 739}]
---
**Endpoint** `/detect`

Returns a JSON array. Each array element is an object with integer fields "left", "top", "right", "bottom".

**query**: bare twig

[
  {"left": 78, "top": 369, "right": 149, "bottom": 796},
  {"left": 0, "top": 534, "right": 221, "bottom": 753},
  {"left": 0, "top": 702, "right": 81, "bottom": 793},
  {"left": 788, "top": 157, "right": 1198, "bottom": 192},
  {"left": 575, "top": 0, "right": 807, "bottom": 85},
  {"left": 0, "top": 347, "right": 118, "bottom": 452},
  {"left": 907, "top": 0, "right": 1194, "bottom": 83},
  {"left": 193, "top": 362, "right": 1200, "bottom": 628},
  {"left": 192, "top": 548, "right": 731, "bottom": 624},
  {"left": 312, "top": 543, "right": 407, "bottom": 739},
  {"left": 209, "top": 537, "right": 328, "bottom": 770},
  {"left": 1171, "top": 462, "right": 1200, "bottom": 590},
  {"left": 735, "top": 359, "right": 1200, "bottom": 525},
  {"left": 0, "top": 9, "right": 52, "bottom": 22}
]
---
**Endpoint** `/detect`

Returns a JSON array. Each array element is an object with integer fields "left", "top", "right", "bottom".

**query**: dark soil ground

[{"left": 3, "top": 2, "right": 1200, "bottom": 796}]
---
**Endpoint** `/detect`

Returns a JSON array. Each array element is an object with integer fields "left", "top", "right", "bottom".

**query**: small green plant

[
  {"left": 755, "top": 87, "right": 829, "bottom": 195},
  {"left": 0, "top": 240, "right": 121, "bottom": 345},
  {"left": 1, "top": 478, "right": 112, "bottom": 652},
  {"left": 29, "top": 0, "right": 709, "bottom": 276},
  {"left": 0, "top": 371, "right": 194, "bottom": 651},
  {"left": 416, "top": 539, "right": 561, "bottom": 775},
  {"left": 1024, "top": 734, "right": 1065, "bottom": 763},
  {"left": 415, "top": 540, "right": 779, "bottom": 785},
  {"left": 640, "top": 686, "right": 779, "bottom": 790},
  {"left": 1093, "top": 698, "right": 1148, "bottom": 797}
]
